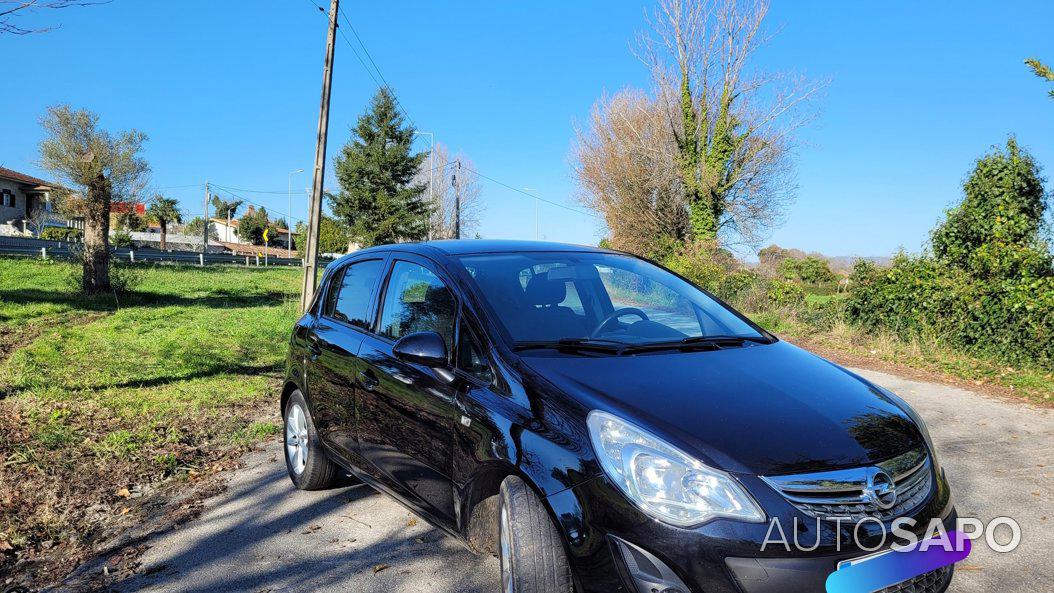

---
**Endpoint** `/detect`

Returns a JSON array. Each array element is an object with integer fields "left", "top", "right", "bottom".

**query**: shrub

[
  {"left": 111, "top": 230, "right": 133, "bottom": 248},
  {"left": 662, "top": 240, "right": 739, "bottom": 293},
  {"left": 798, "top": 296, "right": 846, "bottom": 331},
  {"left": 766, "top": 279, "right": 806, "bottom": 309},
  {"left": 778, "top": 256, "right": 837, "bottom": 284},
  {"left": 39, "top": 227, "right": 83, "bottom": 242}
]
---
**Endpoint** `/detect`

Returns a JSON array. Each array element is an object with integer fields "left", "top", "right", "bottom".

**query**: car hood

[{"left": 520, "top": 340, "right": 923, "bottom": 477}]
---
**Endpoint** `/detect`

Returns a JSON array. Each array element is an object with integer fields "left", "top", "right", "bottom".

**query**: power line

[
  {"left": 209, "top": 184, "right": 309, "bottom": 226},
  {"left": 336, "top": 6, "right": 417, "bottom": 130},
  {"left": 463, "top": 166, "right": 600, "bottom": 219},
  {"left": 304, "top": 2, "right": 597, "bottom": 224},
  {"left": 210, "top": 183, "right": 311, "bottom": 195}
]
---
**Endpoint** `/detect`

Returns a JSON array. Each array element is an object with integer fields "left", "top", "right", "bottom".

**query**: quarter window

[
  {"left": 379, "top": 261, "right": 456, "bottom": 353},
  {"left": 457, "top": 321, "right": 494, "bottom": 384},
  {"left": 325, "top": 259, "right": 384, "bottom": 329}
]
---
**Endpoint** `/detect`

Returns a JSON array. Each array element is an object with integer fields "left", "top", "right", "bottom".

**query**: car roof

[{"left": 348, "top": 239, "right": 614, "bottom": 258}]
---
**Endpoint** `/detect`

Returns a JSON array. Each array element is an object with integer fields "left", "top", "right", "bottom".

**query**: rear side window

[
  {"left": 325, "top": 259, "right": 384, "bottom": 329},
  {"left": 378, "top": 261, "right": 456, "bottom": 352}
]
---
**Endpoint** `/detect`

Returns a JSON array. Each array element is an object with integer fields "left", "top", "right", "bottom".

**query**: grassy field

[{"left": 0, "top": 258, "right": 301, "bottom": 584}]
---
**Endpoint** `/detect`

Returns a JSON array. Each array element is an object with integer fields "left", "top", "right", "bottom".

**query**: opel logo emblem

[{"left": 864, "top": 469, "right": 898, "bottom": 510}]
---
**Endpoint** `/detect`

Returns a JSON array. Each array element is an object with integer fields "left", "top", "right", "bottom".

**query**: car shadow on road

[{"left": 105, "top": 447, "right": 498, "bottom": 593}]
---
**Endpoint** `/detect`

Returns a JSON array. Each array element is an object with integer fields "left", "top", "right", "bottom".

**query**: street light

[
  {"left": 288, "top": 169, "right": 304, "bottom": 258},
  {"left": 414, "top": 131, "right": 435, "bottom": 239}
]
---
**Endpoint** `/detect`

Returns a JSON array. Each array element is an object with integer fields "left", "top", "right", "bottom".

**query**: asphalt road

[{"left": 109, "top": 368, "right": 1052, "bottom": 593}]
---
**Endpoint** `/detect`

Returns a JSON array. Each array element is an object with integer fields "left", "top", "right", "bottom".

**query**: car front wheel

[
  {"left": 498, "top": 476, "right": 574, "bottom": 593},
  {"left": 283, "top": 390, "right": 337, "bottom": 490}
]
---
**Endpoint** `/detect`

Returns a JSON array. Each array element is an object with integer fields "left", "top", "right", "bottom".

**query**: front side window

[
  {"left": 459, "top": 252, "right": 766, "bottom": 347},
  {"left": 379, "top": 261, "right": 456, "bottom": 352},
  {"left": 325, "top": 259, "right": 384, "bottom": 329}
]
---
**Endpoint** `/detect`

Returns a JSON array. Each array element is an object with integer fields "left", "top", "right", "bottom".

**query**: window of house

[
  {"left": 324, "top": 259, "right": 385, "bottom": 330},
  {"left": 1, "top": 190, "right": 14, "bottom": 208},
  {"left": 379, "top": 261, "right": 456, "bottom": 353}
]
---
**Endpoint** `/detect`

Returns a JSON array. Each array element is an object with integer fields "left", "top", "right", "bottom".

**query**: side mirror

[{"left": 392, "top": 331, "right": 449, "bottom": 368}]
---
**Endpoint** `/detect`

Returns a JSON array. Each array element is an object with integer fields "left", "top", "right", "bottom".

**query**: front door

[{"left": 357, "top": 257, "right": 460, "bottom": 525}]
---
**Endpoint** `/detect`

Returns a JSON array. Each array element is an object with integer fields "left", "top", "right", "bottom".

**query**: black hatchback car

[{"left": 281, "top": 240, "right": 956, "bottom": 593}]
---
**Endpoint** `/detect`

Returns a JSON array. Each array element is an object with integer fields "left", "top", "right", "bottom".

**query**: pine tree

[{"left": 330, "top": 88, "right": 430, "bottom": 247}]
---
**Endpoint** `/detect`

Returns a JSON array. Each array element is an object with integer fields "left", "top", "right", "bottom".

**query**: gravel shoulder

[{"left": 76, "top": 368, "right": 1053, "bottom": 593}]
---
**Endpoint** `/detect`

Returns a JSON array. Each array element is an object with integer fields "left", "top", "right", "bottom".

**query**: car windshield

[{"left": 459, "top": 252, "right": 766, "bottom": 348}]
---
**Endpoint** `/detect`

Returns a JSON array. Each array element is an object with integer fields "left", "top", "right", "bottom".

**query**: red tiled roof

[
  {"left": 111, "top": 202, "right": 146, "bottom": 215},
  {"left": 0, "top": 166, "right": 52, "bottom": 188}
]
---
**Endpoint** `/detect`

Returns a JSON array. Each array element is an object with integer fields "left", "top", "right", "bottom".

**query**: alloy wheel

[{"left": 285, "top": 403, "right": 309, "bottom": 475}]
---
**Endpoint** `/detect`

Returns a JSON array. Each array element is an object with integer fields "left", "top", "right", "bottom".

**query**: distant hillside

[
  {"left": 825, "top": 255, "right": 893, "bottom": 274},
  {"left": 749, "top": 244, "right": 892, "bottom": 276}
]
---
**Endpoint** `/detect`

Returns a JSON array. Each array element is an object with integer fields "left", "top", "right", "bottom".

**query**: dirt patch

[
  {"left": 39, "top": 449, "right": 255, "bottom": 593},
  {"left": 0, "top": 403, "right": 280, "bottom": 591}
]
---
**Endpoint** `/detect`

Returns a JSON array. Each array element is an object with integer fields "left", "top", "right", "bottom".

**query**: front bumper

[{"left": 546, "top": 468, "right": 956, "bottom": 593}]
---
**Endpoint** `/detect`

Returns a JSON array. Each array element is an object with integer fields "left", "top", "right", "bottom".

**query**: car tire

[
  {"left": 498, "top": 476, "right": 574, "bottom": 593},
  {"left": 283, "top": 390, "right": 337, "bottom": 490}
]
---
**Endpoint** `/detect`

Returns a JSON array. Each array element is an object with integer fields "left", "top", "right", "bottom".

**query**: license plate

[
  {"left": 837, "top": 547, "right": 895, "bottom": 570},
  {"left": 837, "top": 531, "right": 942, "bottom": 570}
]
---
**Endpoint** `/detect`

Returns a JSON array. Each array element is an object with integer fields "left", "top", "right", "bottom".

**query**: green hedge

[
  {"left": 846, "top": 256, "right": 1053, "bottom": 369},
  {"left": 39, "top": 227, "right": 82, "bottom": 242}
]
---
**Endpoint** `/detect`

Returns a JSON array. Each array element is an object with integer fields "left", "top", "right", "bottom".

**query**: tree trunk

[
  {"left": 82, "top": 174, "right": 112, "bottom": 294},
  {"left": 160, "top": 220, "right": 167, "bottom": 251}
]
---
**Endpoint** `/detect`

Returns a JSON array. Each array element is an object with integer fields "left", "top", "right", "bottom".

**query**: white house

[
  {"left": 0, "top": 166, "right": 63, "bottom": 236},
  {"left": 210, "top": 212, "right": 294, "bottom": 249}
]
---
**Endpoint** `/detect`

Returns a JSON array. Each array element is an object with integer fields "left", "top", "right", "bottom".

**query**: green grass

[{"left": 0, "top": 258, "right": 302, "bottom": 572}]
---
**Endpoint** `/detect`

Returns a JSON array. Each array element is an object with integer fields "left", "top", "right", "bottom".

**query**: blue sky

[{"left": 3, "top": 0, "right": 1053, "bottom": 257}]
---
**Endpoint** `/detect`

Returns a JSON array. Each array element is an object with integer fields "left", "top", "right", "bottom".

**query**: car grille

[
  {"left": 878, "top": 565, "right": 952, "bottom": 593},
  {"left": 761, "top": 447, "right": 934, "bottom": 522}
]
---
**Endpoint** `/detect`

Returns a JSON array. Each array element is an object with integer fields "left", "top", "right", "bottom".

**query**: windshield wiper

[
  {"left": 512, "top": 338, "right": 626, "bottom": 354},
  {"left": 619, "top": 334, "right": 770, "bottom": 355},
  {"left": 680, "top": 334, "right": 771, "bottom": 345}
]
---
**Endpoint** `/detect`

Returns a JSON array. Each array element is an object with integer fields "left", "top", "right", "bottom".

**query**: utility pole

[
  {"left": 452, "top": 159, "right": 461, "bottom": 240},
  {"left": 202, "top": 181, "right": 210, "bottom": 253},
  {"left": 300, "top": 0, "right": 340, "bottom": 313}
]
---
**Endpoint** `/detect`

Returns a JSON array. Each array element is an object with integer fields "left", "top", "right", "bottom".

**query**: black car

[{"left": 281, "top": 240, "right": 956, "bottom": 593}]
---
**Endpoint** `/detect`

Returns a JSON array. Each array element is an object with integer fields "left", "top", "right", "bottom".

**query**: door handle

[{"left": 358, "top": 370, "right": 379, "bottom": 391}]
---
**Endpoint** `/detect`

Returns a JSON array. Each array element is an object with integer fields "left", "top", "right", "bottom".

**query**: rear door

[
  {"left": 307, "top": 256, "right": 387, "bottom": 465},
  {"left": 356, "top": 255, "right": 460, "bottom": 525}
]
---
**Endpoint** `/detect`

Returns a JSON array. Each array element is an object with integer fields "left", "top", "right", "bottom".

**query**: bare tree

[
  {"left": 39, "top": 105, "right": 149, "bottom": 293},
  {"left": 1, "top": 0, "right": 110, "bottom": 35},
  {"left": 416, "top": 143, "right": 484, "bottom": 240},
  {"left": 574, "top": 90, "right": 688, "bottom": 258},
  {"left": 576, "top": 0, "right": 824, "bottom": 254},
  {"left": 27, "top": 201, "right": 53, "bottom": 237}
]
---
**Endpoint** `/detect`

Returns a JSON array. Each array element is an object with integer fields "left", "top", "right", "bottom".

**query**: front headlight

[{"left": 587, "top": 410, "right": 764, "bottom": 527}]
